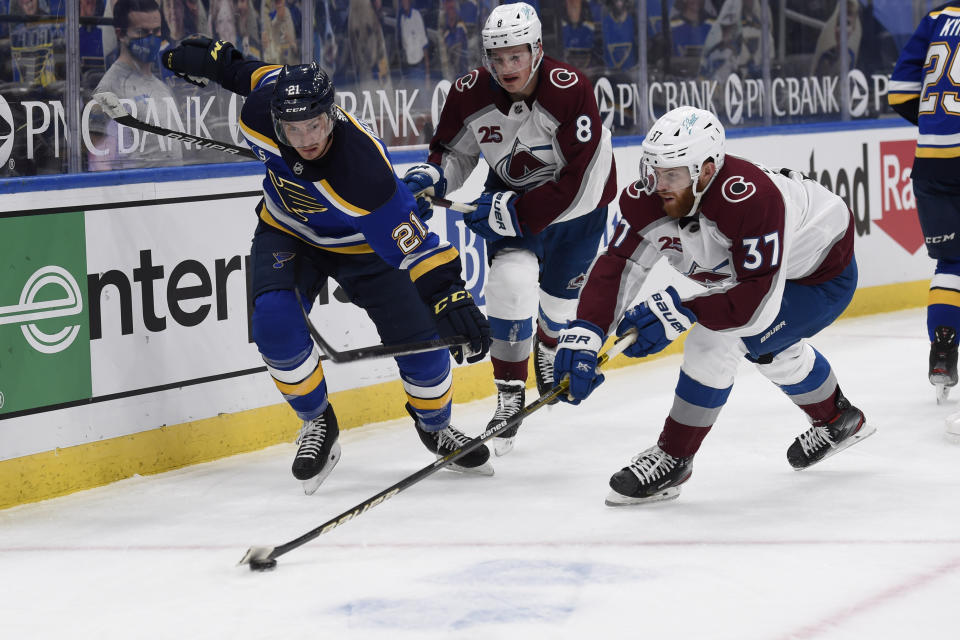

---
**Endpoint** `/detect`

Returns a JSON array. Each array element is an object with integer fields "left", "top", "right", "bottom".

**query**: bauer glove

[
  {"left": 616, "top": 287, "right": 696, "bottom": 358},
  {"left": 465, "top": 191, "right": 522, "bottom": 241},
  {"left": 554, "top": 320, "right": 606, "bottom": 404}
]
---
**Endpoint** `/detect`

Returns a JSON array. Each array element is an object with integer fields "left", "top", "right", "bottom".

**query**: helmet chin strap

[{"left": 682, "top": 167, "right": 719, "bottom": 217}]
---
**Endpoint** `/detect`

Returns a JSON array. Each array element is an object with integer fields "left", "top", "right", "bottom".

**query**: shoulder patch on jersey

[
  {"left": 549, "top": 67, "right": 579, "bottom": 89},
  {"left": 625, "top": 180, "right": 645, "bottom": 199},
  {"left": 720, "top": 175, "right": 757, "bottom": 203},
  {"left": 455, "top": 69, "right": 480, "bottom": 92}
]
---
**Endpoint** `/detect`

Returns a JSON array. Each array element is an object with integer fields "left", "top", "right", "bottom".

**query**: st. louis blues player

[
  {"left": 403, "top": 2, "right": 617, "bottom": 456},
  {"left": 161, "top": 37, "right": 492, "bottom": 493},
  {"left": 888, "top": 2, "right": 960, "bottom": 404},
  {"left": 554, "top": 106, "right": 874, "bottom": 505}
]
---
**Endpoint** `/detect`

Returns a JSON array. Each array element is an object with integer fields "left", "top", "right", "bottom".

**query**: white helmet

[
  {"left": 482, "top": 2, "right": 543, "bottom": 90},
  {"left": 640, "top": 106, "right": 725, "bottom": 216}
]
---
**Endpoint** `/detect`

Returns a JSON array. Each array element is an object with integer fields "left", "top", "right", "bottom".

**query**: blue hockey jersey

[
  {"left": 888, "top": 2, "right": 960, "bottom": 179},
  {"left": 219, "top": 61, "right": 463, "bottom": 300}
]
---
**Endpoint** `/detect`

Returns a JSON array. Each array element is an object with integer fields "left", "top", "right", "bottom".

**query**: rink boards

[{"left": 0, "top": 121, "right": 932, "bottom": 508}]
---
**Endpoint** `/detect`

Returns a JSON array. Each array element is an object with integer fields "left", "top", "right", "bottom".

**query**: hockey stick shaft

[
  {"left": 424, "top": 195, "right": 476, "bottom": 214},
  {"left": 93, "top": 91, "right": 257, "bottom": 158},
  {"left": 294, "top": 289, "right": 469, "bottom": 363},
  {"left": 239, "top": 330, "right": 637, "bottom": 567}
]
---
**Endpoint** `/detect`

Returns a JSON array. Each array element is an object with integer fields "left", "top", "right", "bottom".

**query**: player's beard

[{"left": 658, "top": 185, "right": 697, "bottom": 219}]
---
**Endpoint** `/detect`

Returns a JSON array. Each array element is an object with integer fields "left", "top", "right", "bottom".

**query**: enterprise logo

[{"left": 0, "top": 265, "right": 84, "bottom": 354}]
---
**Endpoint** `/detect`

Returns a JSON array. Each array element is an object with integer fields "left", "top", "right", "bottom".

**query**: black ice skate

[
  {"left": 487, "top": 380, "right": 525, "bottom": 456},
  {"left": 407, "top": 404, "right": 494, "bottom": 475},
  {"left": 533, "top": 335, "right": 559, "bottom": 405},
  {"left": 292, "top": 404, "right": 341, "bottom": 495},
  {"left": 605, "top": 445, "right": 693, "bottom": 506},
  {"left": 787, "top": 392, "right": 875, "bottom": 470},
  {"left": 930, "top": 326, "right": 958, "bottom": 404}
]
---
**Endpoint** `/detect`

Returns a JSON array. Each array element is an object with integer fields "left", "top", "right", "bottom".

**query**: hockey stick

[
  {"left": 239, "top": 329, "right": 638, "bottom": 571},
  {"left": 294, "top": 289, "right": 469, "bottom": 363},
  {"left": 423, "top": 194, "right": 476, "bottom": 214},
  {"left": 92, "top": 91, "right": 257, "bottom": 158}
]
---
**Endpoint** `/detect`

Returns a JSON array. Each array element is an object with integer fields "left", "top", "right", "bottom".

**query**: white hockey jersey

[
  {"left": 578, "top": 156, "right": 856, "bottom": 337},
  {"left": 427, "top": 56, "right": 617, "bottom": 233}
]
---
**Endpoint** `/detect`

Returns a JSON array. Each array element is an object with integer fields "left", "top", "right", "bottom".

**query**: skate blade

[
  {"left": 936, "top": 383, "right": 950, "bottom": 404},
  {"left": 493, "top": 436, "right": 515, "bottom": 456},
  {"left": 302, "top": 442, "right": 342, "bottom": 496},
  {"left": 604, "top": 486, "right": 681, "bottom": 506},
  {"left": 799, "top": 423, "right": 878, "bottom": 470},
  {"left": 442, "top": 458, "right": 495, "bottom": 477}
]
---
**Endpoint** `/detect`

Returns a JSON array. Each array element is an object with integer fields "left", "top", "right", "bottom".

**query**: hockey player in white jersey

[
  {"left": 553, "top": 106, "right": 875, "bottom": 505},
  {"left": 403, "top": 2, "right": 617, "bottom": 456}
]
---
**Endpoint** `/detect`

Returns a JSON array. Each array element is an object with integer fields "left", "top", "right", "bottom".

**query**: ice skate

[
  {"left": 408, "top": 404, "right": 494, "bottom": 475},
  {"left": 930, "top": 326, "right": 958, "bottom": 404},
  {"left": 292, "top": 404, "right": 341, "bottom": 495},
  {"left": 605, "top": 445, "right": 693, "bottom": 506},
  {"left": 787, "top": 392, "right": 875, "bottom": 470},
  {"left": 487, "top": 380, "right": 526, "bottom": 456},
  {"left": 533, "top": 335, "right": 559, "bottom": 405}
]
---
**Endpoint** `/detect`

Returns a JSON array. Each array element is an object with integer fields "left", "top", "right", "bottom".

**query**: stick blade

[
  {"left": 92, "top": 92, "right": 128, "bottom": 120},
  {"left": 239, "top": 545, "right": 276, "bottom": 566}
]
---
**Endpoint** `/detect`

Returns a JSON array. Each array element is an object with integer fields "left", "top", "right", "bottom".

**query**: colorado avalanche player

[
  {"left": 403, "top": 2, "right": 617, "bottom": 455},
  {"left": 161, "top": 36, "right": 492, "bottom": 494},
  {"left": 554, "top": 106, "right": 875, "bottom": 505}
]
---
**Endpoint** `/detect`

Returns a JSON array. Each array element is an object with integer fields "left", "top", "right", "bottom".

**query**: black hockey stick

[
  {"left": 294, "top": 289, "right": 469, "bottom": 363},
  {"left": 239, "top": 330, "right": 637, "bottom": 571},
  {"left": 92, "top": 91, "right": 257, "bottom": 158}
]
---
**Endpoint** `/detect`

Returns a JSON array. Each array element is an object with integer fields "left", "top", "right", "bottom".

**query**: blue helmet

[{"left": 270, "top": 62, "right": 337, "bottom": 146}]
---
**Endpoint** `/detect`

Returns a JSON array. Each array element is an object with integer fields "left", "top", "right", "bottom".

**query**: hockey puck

[{"left": 249, "top": 558, "right": 278, "bottom": 572}]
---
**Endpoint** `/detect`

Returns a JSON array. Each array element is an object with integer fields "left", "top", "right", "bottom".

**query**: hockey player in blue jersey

[
  {"left": 889, "top": 2, "right": 960, "bottom": 404},
  {"left": 161, "top": 36, "right": 492, "bottom": 493}
]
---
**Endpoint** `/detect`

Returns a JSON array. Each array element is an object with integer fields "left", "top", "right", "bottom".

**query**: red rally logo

[{"left": 877, "top": 139, "right": 924, "bottom": 254}]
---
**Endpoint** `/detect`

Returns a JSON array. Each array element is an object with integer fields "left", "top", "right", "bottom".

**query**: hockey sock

[{"left": 928, "top": 258, "right": 960, "bottom": 342}]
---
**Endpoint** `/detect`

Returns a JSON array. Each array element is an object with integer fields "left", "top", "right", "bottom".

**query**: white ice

[{"left": 3, "top": 308, "right": 959, "bottom": 640}]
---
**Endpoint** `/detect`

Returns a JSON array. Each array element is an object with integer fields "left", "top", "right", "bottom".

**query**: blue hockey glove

[
  {"left": 465, "top": 191, "right": 522, "bottom": 241},
  {"left": 402, "top": 162, "right": 446, "bottom": 221},
  {"left": 616, "top": 287, "right": 696, "bottom": 358},
  {"left": 554, "top": 320, "right": 606, "bottom": 405},
  {"left": 432, "top": 288, "right": 491, "bottom": 364}
]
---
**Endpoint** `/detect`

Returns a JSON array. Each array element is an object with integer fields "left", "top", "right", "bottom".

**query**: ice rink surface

[{"left": 2, "top": 308, "right": 959, "bottom": 640}]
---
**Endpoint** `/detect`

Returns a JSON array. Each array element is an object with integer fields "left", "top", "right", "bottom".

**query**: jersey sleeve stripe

[
  {"left": 240, "top": 118, "right": 280, "bottom": 156},
  {"left": 888, "top": 92, "right": 920, "bottom": 105},
  {"left": 314, "top": 179, "right": 371, "bottom": 217},
  {"left": 916, "top": 146, "right": 960, "bottom": 158},
  {"left": 405, "top": 246, "right": 460, "bottom": 281},
  {"left": 250, "top": 64, "right": 283, "bottom": 91},
  {"left": 930, "top": 288, "right": 960, "bottom": 306},
  {"left": 932, "top": 7, "right": 960, "bottom": 18},
  {"left": 258, "top": 201, "right": 374, "bottom": 253}
]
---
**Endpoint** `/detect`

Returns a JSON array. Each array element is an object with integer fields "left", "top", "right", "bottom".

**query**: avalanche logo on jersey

[
  {"left": 455, "top": 70, "right": 479, "bottom": 93},
  {"left": 684, "top": 259, "right": 731, "bottom": 286},
  {"left": 495, "top": 138, "right": 556, "bottom": 189}
]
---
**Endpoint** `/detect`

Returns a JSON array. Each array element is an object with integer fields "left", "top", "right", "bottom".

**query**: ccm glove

[
  {"left": 402, "top": 162, "right": 446, "bottom": 221},
  {"left": 161, "top": 35, "right": 242, "bottom": 87},
  {"left": 432, "top": 288, "right": 491, "bottom": 364},
  {"left": 465, "top": 191, "right": 522, "bottom": 241},
  {"left": 554, "top": 320, "right": 606, "bottom": 405},
  {"left": 616, "top": 286, "right": 696, "bottom": 358}
]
